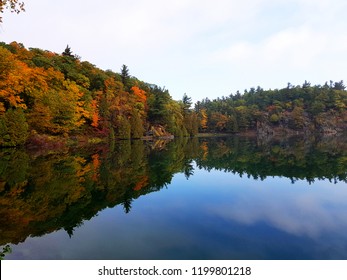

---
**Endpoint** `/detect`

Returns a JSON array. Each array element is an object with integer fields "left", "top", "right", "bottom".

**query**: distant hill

[{"left": 195, "top": 81, "right": 347, "bottom": 136}]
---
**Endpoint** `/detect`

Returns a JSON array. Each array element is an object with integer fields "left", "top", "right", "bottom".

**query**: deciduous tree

[{"left": 0, "top": 0, "right": 25, "bottom": 23}]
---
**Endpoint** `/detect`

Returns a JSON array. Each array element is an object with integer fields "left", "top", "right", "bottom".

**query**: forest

[
  {"left": 196, "top": 81, "right": 347, "bottom": 136},
  {"left": 1, "top": 41, "right": 347, "bottom": 147},
  {"left": 0, "top": 41, "right": 199, "bottom": 147}
]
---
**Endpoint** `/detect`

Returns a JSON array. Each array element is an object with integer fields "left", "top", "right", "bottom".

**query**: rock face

[
  {"left": 314, "top": 111, "right": 347, "bottom": 135},
  {"left": 256, "top": 111, "right": 347, "bottom": 138},
  {"left": 147, "top": 125, "right": 174, "bottom": 139}
]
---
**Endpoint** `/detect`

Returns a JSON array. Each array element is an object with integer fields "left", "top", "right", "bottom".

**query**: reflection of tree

[
  {"left": 0, "top": 244, "right": 12, "bottom": 260},
  {"left": 122, "top": 198, "right": 133, "bottom": 214},
  {"left": 64, "top": 226, "right": 74, "bottom": 238},
  {"left": 122, "top": 186, "right": 134, "bottom": 214},
  {"left": 63, "top": 220, "right": 84, "bottom": 238},
  {"left": 184, "top": 160, "right": 194, "bottom": 179},
  {"left": 0, "top": 138, "right": 200, "bottom": 247},
  {"left": 1, "top": 135, "right": 347, "bottom": 249},
  {"left": 195, "top": 135, "right": 347, "bottom": 184}
]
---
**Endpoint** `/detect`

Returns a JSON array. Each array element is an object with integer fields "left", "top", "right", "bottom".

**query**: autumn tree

[
  {"left": 131, "top": 85, "right": 147, "bottom": 120},
  {"left": 0, "top": 0, "right": 25, "bottom": 23},
  {"left": 2, "top": 41, "right": 346, "bottom": 143},
  {"left": 0, "top": 46, "right": 29, "bottom": 110},
  {"left": 90, "top": 99, "right": 100, "bottom": 128},
  {"left": 199, "top": 108, "right": 208, "bottom": 131}
]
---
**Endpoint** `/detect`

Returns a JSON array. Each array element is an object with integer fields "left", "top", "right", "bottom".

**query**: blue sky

[{"left": 1, "top": 0, "right": 347, "bottom": 102}]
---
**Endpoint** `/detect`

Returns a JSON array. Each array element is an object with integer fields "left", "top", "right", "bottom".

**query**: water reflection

[
  {"left": 0, "top": 138, "right": 199, "bottom": 247},
  {"left": 0, "top": 135, "right": 347, "bottom": 259},
  {"left": 196, "top": 135, "right": 347, "bottom": 183}
]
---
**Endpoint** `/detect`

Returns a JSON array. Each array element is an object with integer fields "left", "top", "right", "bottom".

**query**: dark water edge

[{"left": 1, "top": 135, "right": 347, "bottom": 260}]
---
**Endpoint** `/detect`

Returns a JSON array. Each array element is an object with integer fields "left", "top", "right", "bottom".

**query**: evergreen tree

[
  {"left": 62, "top": 45, "right": 74, "bottom": 57},
  {"left": 334, "top": 80, "right": 346, "bottom": 90},
  {"left": 120, "top": 64, "right": 131, "bottom": 90},
  {"left": 147, "top": 86, "right": 171, "bottom": 125},
  {"left": 182, "top": 93, "right": 192, "bottom": 112}
]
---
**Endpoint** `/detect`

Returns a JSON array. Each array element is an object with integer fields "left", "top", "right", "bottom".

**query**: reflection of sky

[
  {"left": 200, "top": 171, "right": 347, "bottom": 239},
  {"left": 7, "top": 163, "right": 347, "bottom": 260}
]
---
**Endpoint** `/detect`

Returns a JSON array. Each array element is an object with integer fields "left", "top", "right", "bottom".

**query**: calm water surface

[{"left": 1, "top": 136, "right": 347, "bottom": 259}]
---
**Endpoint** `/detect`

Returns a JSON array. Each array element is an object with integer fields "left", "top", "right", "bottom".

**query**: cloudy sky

[{"left": 1, "top": 0, "right": 347, "bottom": 102}]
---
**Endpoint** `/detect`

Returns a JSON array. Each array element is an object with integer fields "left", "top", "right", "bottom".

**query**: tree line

[
  {"left": 1, "top": 41, "right": 346, "bottom": 147},
  {"left": 195, "top": 81, "right": 347, "bottom": 135},
  {"left": 0, "top": 42, "right": 198, "bottom": 146}
]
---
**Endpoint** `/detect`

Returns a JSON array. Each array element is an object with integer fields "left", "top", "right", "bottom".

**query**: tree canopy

[
  {"left": 194, "top": 80, "right": 347, "bottom": 135},
  {"left": 0, "top": 41, "right": 197, "bottom": 146},
  {"left": 0, "top": 41, "right": 346, "bottom": 147}
]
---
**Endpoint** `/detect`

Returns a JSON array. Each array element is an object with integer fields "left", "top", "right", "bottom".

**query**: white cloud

[
  {"left": 208, "top": 181, "right": 347, "bottom": 239},
  {"left": 261, "top": 26, "right": 329, "bottom": 68}
]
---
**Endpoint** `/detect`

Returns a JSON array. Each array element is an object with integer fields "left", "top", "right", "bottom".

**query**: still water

[{"left": 1, "top": 135, "right": 347, "bottom": 259}]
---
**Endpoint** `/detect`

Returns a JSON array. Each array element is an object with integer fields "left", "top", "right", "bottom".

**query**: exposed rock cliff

[{"left": 257, "top": 111, "right": 347, "bottom": 138}]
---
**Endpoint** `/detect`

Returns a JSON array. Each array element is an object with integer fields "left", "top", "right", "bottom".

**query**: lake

[{"left": 1, "top": 135, "right": 347, "bottom": 260}]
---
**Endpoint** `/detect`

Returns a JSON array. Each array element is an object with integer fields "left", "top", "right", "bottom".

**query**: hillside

[
  {"left": 195, "top": 81, "right": 347, "bottom": 136},
  {"left": 0, "top": 42, "right": 198, "bottom": 147},
  {"left": 1, "top": 41, "right": 346, "bottom": 147}
]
